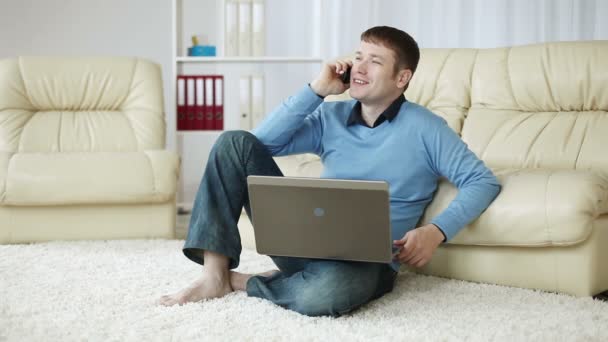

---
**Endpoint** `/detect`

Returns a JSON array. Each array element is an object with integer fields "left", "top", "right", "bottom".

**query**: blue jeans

[{"left": 183, "top": 130, "right": 397, "bottom": 317}]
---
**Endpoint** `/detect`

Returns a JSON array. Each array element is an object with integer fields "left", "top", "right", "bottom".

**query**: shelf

[
  {"left": 176, "top": 56, "right": 323, "bottom": 63},
  {"left": 172, "top": 0, "right": 324, "bottom": 207}
]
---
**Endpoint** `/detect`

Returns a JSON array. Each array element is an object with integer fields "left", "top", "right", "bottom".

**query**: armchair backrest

[{"left": 0, "top": 57, "right": 165, "bottom": 153}]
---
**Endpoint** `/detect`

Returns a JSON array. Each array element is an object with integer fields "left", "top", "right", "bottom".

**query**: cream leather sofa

[
  {"left": 0, "top": 57, "right": 179, "bottom": 243},
  {"left": 238, "top": 41, "right": 608, "bottom": 297}
]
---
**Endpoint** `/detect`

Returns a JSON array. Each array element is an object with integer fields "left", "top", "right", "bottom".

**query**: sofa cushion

[
  {"left": 419, "top": 169, "right": 608, "bottom": 246},
  {"left": 273, "top": 154, "right": 322, "bottom": 178},
  {"left": 0, "top": 151, "right": 178, "bottom": 206}
]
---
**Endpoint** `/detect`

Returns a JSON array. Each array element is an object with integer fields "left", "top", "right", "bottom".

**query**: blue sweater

[{"left": 252, "top": 85, "right": 501, "bottom": 268}]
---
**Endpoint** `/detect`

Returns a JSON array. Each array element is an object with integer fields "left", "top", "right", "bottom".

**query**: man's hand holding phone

[{"left": 310, "top": 59, "right": 352, "bottom": 98}]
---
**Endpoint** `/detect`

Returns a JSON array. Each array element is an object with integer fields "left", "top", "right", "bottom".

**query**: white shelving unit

[{"left": 171, "top": 0, "right": 323, "bottom": 211}]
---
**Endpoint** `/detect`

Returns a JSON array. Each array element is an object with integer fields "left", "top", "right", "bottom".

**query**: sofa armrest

[{"left": 419, "top": 169, "right": 608, "bottom": 246}]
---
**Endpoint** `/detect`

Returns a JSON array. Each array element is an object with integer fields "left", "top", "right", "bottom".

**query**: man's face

[{"left": 349, "top": 41, "right": 406, "bottom": 104}]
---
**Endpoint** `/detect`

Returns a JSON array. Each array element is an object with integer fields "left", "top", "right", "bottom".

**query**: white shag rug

[{"left": 1, "top": 240, "right": 607, "bottom": 342}]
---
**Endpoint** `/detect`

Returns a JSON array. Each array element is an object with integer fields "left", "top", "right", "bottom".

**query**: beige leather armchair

[
  {"left": 237, "top": 41, "right": 608, "bottom": 297},
  {"left": 0, "top": 57, "right": 179, "bottom": 242}
]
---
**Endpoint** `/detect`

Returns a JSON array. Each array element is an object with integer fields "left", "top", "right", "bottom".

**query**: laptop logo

[{"left": 314, "top": 208, "right": 325, "bottom": 217}]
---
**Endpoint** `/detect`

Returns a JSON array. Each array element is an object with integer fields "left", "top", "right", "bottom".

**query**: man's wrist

[
  {"left": 429, "top": 224, "right": 447, "bottom": 244},
  {"left": 310, "top": 80, "right": 329, "bottom": 98}
]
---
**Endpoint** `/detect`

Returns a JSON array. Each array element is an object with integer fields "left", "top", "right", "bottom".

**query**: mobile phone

[{"left": 340, "top": 66, "right": 351, "bottom": 84}]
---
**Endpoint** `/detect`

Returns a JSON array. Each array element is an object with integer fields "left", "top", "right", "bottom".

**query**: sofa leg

[{"left": 593, "top": 290, "right": 608, "bottom": 301}]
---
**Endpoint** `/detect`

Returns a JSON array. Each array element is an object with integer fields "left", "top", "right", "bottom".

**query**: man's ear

[{"left": 397, "top": 69, "right": 413, "bottom": 88}]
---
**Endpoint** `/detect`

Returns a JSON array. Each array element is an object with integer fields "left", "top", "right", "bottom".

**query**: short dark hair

[{"left": 360, "top": 26, "right": 420, "bottom": 76}]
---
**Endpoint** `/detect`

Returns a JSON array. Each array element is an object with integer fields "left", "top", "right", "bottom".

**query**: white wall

[
  {"left": 0, "top": 0, "right": 175, "bottom": 148},
  {"left": 317, "top": 0, "right": 608, "bottom": 58}
]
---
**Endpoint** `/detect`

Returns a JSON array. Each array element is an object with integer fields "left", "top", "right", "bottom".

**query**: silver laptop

[{"left": 246, "top": 176, "right": 392, "bottom": 263}]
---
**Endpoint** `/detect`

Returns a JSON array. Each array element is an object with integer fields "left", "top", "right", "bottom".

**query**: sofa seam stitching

[
  {"left": 125, "top": 58, "right": 141, "bottom": 151},
  {"left": 544, "top": 170, "right": 559, "bottom": 291},
  {"left": 544, "top": 171, "right": 553, "bottom": 243},
  {"left": 505, "top": 47, "right": 523, "bottom": 111},
  {"left": 477, "top": 115, "right": 509, "bottom": 161},
  {"left": 467, "top": 49, "right": 479, "bottom": 114},
  {"left": 542, "top": 46, "right": 558, "bottom": 111},
  {"left": 430, "top": 49, "right": 454, "bottom": 109},
  {"left": 565, "top": 112, "right": 580, "bottom": 169},
  {"left": 0, "top": 153, "right": 14, "bottom": 202},
  {"left": 143, "top": 152, "right": 158, "bottom": 196},
  {"left": 16, "top": 58, "right": 34, "bottom": 110},
  {"left": 522, "top": 112, "right": 556, "bottom": 166},
  {"left": 16, "top": 58, "right": 37, "bottom": 153},
  {"left": 574, "top": 114, "right": 591, "bottom": 170}
]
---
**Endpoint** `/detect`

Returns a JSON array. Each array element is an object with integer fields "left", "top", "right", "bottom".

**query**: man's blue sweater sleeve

[
  {"left": 251, "top": 85, "right": 324, "bottom": 156},
  {"left": 425, "top": 119, "right": 502, "bottom": 241}
]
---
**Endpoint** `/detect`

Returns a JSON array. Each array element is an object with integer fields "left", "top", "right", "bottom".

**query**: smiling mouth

[{"left": 353, "top": 78, "right": 369, "bottom": 85}]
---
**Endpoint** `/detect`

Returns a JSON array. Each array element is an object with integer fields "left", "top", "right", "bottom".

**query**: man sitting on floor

[{"left": 159, "top": 26, "right": 501, "bottom": 316}]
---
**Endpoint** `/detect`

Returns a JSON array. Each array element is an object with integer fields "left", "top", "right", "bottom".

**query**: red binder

[
  {"left": 194, "top": 76, "right": 205, "bottom": 130},
  {"left": 213, "top": 75, "right": 224, "bottom": 130},
  {"left": 204, "top": 76, "right": 215, "bottom": 130},
  {"left": 185, "top": 76, "right": 196, "bottom": 130},
  {"left": 176, "top": 76, "right": 186, "bottom": 130}
]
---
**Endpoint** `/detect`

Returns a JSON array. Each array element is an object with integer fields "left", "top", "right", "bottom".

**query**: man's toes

[
  {"left": 158, "top": 295, "right": 178, "bottom": 306},
  {"left": 164, "top": 298, "right": 179, "bottom": 306}
]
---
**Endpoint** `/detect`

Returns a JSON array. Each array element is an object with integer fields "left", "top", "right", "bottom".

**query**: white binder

[
  {"left": 195, "top": 78, "right": 204, "bottom": 107},
  {"left": 214, "top": 76, "right": 224, "bottom": 130},
  {"left": 251, "top": 74, "right": 265, "bottom": 128},
  {"left": 239, "top": 75, "right": 252, "bottom": 130},
  {"left": 224, "top": 0, "right": 239, "bottom": 56},
  {"left": 177, "top": 77, "right": 185, "bottom": 129},
  {"left": 251, "top": 0, "right": 265, "bottom": 56},
  {"left": 186, "top": 77, "right": 195, "bottom": 116},
  {"left": 205, "top": 77, "right": 214, "bottom": 128},
  {"left": 238, "top": 0, "right": 252, "bottom": 56},
  {"left": 177, "top": 78, "right": 185, "bottom": 108},
  {"left": 196, "top": 77, "right": 204, "bottom": 127}
]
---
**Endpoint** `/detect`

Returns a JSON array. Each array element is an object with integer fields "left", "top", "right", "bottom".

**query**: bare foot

[
  {"left": 158, "top": 271, "right": 233, "bottom": 306},
  {"left": 230, "top": 269, "right": 279, "bottom": 291}
]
